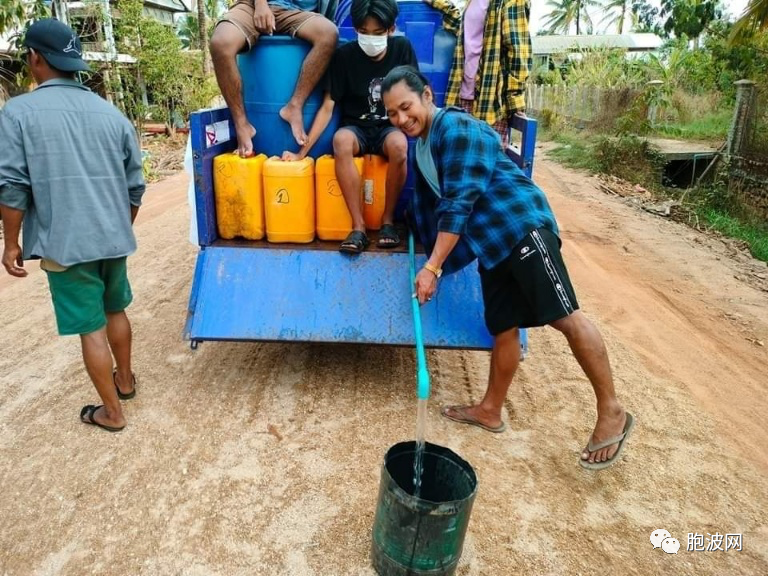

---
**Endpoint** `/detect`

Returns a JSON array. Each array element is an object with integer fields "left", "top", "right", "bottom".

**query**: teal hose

[{"left": 408, "top": 231, "right": 431, "bottom": 400}]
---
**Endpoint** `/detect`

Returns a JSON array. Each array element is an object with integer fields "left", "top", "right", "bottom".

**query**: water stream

[{"left": 412, "top": 398, "right": 428, "bottom": 498}]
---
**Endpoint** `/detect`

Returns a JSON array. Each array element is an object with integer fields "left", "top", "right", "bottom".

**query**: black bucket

[{"left": 371, "top": 441, "right": 478, "bottom": 575}]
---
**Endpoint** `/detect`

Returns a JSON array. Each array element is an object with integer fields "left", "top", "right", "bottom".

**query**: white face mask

[{"left": 357, "top": 33, "right": 388, "bottom": 58}]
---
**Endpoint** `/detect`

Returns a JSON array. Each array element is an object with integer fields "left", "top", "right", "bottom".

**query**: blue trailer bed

[{"left": 184, "top": 106, "right": 538, "bottom": 349}]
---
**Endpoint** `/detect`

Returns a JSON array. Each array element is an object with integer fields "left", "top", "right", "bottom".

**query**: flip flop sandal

[
  {"left": 339, "top": 230, "right": 369, "bottom": 254},
  {"left": 441, "top": 404, "right": 507, "bottom": 433},
  {"left": 80, "top": 405, "right": 125, "bottom": 433},
  {"left": 377, "top": 224, "right": 401, "bottom": 248},
  {"left": 579, "top": 411, "right": 635, "bottom": 471},
  {"left": 113, "top": 369, "right": 137, "bottom": 400}
]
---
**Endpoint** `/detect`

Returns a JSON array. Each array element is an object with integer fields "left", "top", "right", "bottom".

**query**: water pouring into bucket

[{"left": 369, "top": 231, "right": 479, "bottom": 576}]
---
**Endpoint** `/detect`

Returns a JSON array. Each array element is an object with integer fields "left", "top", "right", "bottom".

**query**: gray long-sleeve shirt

[{"left": 0, "top": 78, "right": 145, "bottom": 267}]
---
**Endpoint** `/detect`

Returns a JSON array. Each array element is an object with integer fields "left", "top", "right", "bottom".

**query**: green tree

[
  {"left": 0, "top": 0, "right": 48, "bottom": 37},
  {"left": 630, "top": 0, "right": 661, "bottom": 32},
  {"left": 543, "top": 0, "right": 597, "bottom": 35},
  {"left": 0, "top": 0, "right": 50, "bottom": 59},
  {"left": 110, "top": 0, "right": 217, "bottom": 131},
  {"left": 730, "top": 0, "right": 768, "bottom": 43},
  {"left": 196, "top": 0, "right": 209, "bottom": 75},
  {"left": 659, "top": 0, "right": 721, "bottom": 48},
  {"left": 601, "top": 0, "right": 631, "bottom": 33}
]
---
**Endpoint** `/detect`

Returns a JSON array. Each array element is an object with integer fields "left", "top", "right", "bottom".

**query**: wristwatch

[{"left": 424, "top": 262, "right": 443, "bottom": 278}]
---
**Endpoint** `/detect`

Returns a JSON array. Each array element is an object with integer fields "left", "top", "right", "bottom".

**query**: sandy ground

[{"left": 1, "top": 151, "right": 767, "bottom": 576}]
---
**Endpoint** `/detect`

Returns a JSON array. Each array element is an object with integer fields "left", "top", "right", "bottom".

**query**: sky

[{"left": 529, "top": 0, "right": 751, "bottom": 35}]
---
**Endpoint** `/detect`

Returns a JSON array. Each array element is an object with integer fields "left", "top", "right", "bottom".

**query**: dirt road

[{"left": 1, "top": 152, "right": 766, "bottom": 575}]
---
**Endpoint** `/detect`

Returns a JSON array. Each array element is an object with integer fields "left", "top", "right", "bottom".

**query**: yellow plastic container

[
  {"left": 213, "top": 152, "right": 268, "bottom": 240},
  {"left": 263, "top": 156, "right": 316, "bottom": 243},
  {"left": 362, "top": 154, "right": 388, "bottom": 231},
  {"left": 315, "top": 155, "right": 364, "bottom": 241}
]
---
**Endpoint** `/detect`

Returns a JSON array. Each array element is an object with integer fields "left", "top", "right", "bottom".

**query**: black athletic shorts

[{"left": 479, "top": 228, "right": 580, "bottom": 335}]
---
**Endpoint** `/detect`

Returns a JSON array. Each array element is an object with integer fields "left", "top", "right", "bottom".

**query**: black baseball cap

[{"left": 23, "top": 18, "right": 91, "bottom": 72}]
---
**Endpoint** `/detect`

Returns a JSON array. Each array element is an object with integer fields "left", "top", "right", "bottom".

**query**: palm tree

[
  {"left": 197, "top": 0, "right": 210, "bottom": 74},
  {"left": 730, "top": 0, "right": 768, "bottom": 42},
  {"left": 600, "top": 0, "right": 630, "bottom": 33},
  {"left": 543, "top": 0, "right": 596, "bottom": 35}
]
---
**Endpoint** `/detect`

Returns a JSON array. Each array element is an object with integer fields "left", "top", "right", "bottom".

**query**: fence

[
  {"left": 727, "top": 81, "right": 768, "bottom": 220},
  {"left": 525, "top": 84, "right": 642, "bottom": 131}
]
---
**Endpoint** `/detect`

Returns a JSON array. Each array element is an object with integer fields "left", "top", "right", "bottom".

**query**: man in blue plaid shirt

[{"left": 382, "top": 66, "right": 635, "bottom": 470}]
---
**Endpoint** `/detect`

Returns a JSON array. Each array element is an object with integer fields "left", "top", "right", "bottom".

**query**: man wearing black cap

[{"left": 0, "top": 19, "right": 146, "bottom": 433}]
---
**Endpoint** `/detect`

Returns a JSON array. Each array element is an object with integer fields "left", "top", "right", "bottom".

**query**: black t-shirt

[{"left": 328, "top": 35, "right": 419, "bottom": 130}]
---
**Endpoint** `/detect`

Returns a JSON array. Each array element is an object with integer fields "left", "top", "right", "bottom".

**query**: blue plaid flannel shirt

[{"left": 410, "top": 108, "right": 559, "bottom": 274}]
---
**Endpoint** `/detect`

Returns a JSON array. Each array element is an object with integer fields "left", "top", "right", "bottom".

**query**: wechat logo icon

[{"left": 651, "top": 529, "right": 680, "bottom": 554}]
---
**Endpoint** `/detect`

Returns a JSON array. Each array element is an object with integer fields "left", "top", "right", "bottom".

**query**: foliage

[
  {"left": 0, "top": 0, "right": 50, "bottom": 89},
  {"left": 101, "top": 0, "right": 218, "bottom": 132},
  {"left": 658, "top": 0, "right": 721, "bottom": 45},
  {"left": 542, "top": 0, "right": 597, "bottom": 34},
  {"left": 564, "top": 48, "right": 647, "bottom": 88},
  {"left": 687, "top": 173, "right": 768, "bottom": 262},
  {"left": 546, "top": 132, "right": 603, "bottom": 171},
  {"left": 0, "top": 0, "right": 49, "bottom": 39},
  {"left": 593, "top": 135, "right": 666, "bottom": 185},
  {"left": 730, "top": 0, "right": 768, "bottom": 42},
  {"left": 652, "top": 102, "right": 730, "bottom": 139},
  {"left": 600, "top": 0, "right": 631, "bottom": 33},
  {"left": 630, "top": 0, "right": 661, "bottom": 32},
  {"left": 547, "top": 132, "right": 665, "bottom": 187},
  {"left": 547, "top": 132, "right": 768, "bottom": 262}
]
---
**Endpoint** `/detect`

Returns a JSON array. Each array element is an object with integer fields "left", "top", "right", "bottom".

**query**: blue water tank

[{"left": 238, "top": 36, "right": 340, "bottom": 157}]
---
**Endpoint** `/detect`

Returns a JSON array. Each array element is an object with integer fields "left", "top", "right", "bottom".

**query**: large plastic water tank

[{"left": 238, "top": 36, "right": 340, "bottom": 158}]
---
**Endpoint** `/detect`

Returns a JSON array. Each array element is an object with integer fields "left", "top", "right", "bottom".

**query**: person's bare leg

[
  {"left": 550, "top": 311, "right": 626, "bottom": 464},
  {"left": 107, "top": 310, "right": 134, "bottom": 396},
  {"left": 443, "top": 327, "right": 520, "bottom": 429},
  {"left": 333, "top": 129, "right": 365, "bottom": 231},
  {"left": 80, "top": 328, "right": 125, "bottom": 428},
  {"left": 280, "top": 16, "right": 338, "bottom": 146},
  {"left": 210, "top": 22, "right": 256, "bottom": 157},
  {"left": 379, "top": 131, "right": 408, "bottom": 228}
]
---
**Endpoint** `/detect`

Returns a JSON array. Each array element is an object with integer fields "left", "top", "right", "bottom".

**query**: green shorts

[{"left": 45, "top": 257, "right": 133, "bottom": 336}]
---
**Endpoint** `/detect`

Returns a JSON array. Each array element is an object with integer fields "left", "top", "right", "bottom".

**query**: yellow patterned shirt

[{"left": 426, "top": 0, "right": 531, "bottom": 125}]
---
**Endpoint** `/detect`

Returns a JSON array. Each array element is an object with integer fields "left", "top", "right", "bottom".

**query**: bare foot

[
  {"left": 236, "top": 122, "right": 256, "bottom": 158},
  {"left": 581, "top": 406, "right": 627, "bottom": 464},
  {"left": 279, "top": 103, "right": 307, "bottom": 146}
]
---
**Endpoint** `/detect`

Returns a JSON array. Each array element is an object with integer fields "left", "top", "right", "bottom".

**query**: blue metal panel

[
  {"left": 186, "top": 246, "right": 492, "bottom": 349},
  {"left": 189, "top": 107, "right": 236, "bottom": 247},
  {"left": 510, "top": 115, "right": 538, "bottom": 177}
]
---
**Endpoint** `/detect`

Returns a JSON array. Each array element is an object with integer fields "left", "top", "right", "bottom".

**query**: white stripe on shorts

[{"left": 530, "top": 229, "right": 574, "bottom": 315}]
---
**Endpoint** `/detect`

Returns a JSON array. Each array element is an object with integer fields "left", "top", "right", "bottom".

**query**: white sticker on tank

[{"left": 364, "top": 180, "right": 374, "bottom": 205}]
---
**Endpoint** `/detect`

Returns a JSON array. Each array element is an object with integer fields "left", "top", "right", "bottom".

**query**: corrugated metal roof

[{"left": 532, "top": 34, "right": 663, "bottom": 55}]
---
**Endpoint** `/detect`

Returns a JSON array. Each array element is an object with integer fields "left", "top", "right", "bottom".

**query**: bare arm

[{"left": 0, "top": 205, "right": 28, "bottom": 277}]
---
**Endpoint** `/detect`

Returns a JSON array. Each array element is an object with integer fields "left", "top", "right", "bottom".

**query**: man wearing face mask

[{"left": 281, "top": 0, "right": 418, "bottom": 253}]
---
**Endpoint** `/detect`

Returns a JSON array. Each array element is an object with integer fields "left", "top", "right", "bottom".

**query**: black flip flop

[
  {"left": 80, "top": 405, "right": 125, "bottom": 432},
  {"left": 377, "top": 224, "right": 401, "bottom": 248},
  {"left": 339, "top": 230, "right": 369, "bottom": 254},
  {"left": 113, "top": 369, "right": 136, "bottom": 400}
]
